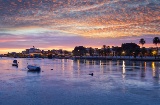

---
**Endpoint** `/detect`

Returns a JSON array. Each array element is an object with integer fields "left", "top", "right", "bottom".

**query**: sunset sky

[{"left": 0, "top": 0, "right": 160, "bottom": 54}]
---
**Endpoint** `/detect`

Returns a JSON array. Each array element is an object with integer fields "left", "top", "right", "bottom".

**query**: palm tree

[
  {"left": 139, "top": 38, "right": 146, "bottom": 58},
  {"left": 153, "top": 37, "right": 160, "bottom": 47},
  {"left": 139, "top": 38, "right": 146, "bottom": 48},
  {"left": 153, "top": 37, "right": 160, "bottom": 59}
]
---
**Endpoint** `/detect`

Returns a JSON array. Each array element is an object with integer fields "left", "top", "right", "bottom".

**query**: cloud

[{"left": 0, "top": 0, "right": 160, "bottom": 53}]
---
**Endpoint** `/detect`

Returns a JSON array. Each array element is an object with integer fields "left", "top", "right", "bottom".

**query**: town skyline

[
  {"left": 0, "top": 0, "right": 160, "bottom": 54},
  {"left": 3, "top": 39, "right": 160, "bottom": 55},
  {"left": 0, "top": 36, "right": 160, "bottom": 54}
]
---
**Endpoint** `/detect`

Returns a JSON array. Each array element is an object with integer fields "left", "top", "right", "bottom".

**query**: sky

[{"left": 0, "top": 0, "right": 160, "bottom": 54}]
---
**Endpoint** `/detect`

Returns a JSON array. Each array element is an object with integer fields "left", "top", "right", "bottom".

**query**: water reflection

[
  {"left": 152, "top": 62, "right": 159, "bottom": 78},
  {"left": 72, "top": 59, "right": 160, "bottom": 79},
  {"left": 122, "top": 61, "right": 126, "bottom": 79},
  {"left": 1, "top": 58, "right": 160, "bottom": 79},
  {"left": 0, "top": 58, "right": 160, "bottom": 105},
  {"left": 27, "top": 70, "right": 41, "bottom": 74},
  {"left": 140, "top": 62, "right": 146, "bottom": 77}
]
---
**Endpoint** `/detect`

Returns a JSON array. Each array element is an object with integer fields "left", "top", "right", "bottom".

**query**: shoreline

[
  {"left": 1, "top": 56, "right": 160, "bottom": 61},
  {"left": 71, "top": 56, "right": 160, "bottom": 61}
]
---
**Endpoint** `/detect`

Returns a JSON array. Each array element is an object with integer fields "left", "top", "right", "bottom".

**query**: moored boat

[
  {"left": 27, "top": 65, "right": 41, "bottom": 71},
  {"left": 12, "top": 60, "right": 18, "bottom": 66}
]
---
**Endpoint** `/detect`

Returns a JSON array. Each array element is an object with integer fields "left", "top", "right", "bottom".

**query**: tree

[
  {"left": 121, "top": 43, "right": 140, "bottom": 57},
  {"left": 97, "top": 49, "right": 101, "bottom": 56},
  {"left": 153, "top": 37, "right": 160, "bottom": 47},
  {"left": 139, "top": 38, "right": 146, "bottom": 48},
  {"left": 72, "top": 46, "right": 86, "bottom": 56},
  {"left": 140, "top": 47, "right": 147, "bottom": 58},
  {"left": 102, "top": 45, "right": 107, "bottom": 56},
  {"left": 88, "top": 47, "right": 94, "bottom": 56},
  {"left": 112, "top": 46, "right": 122, "bottom": 56},
  {"left": 153, "top": 37, "right": 160, "bottom": 59},
  {"left": 139, "top": 38, "right": 146, "bottom": 58},
  {"left": 106, "top": 46, "right": 111, "bottom": 56}
]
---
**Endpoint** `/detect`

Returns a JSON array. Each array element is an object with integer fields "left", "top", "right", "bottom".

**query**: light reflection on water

[{"left": 0, "top": 57, "right": 160, "bottom": 105}]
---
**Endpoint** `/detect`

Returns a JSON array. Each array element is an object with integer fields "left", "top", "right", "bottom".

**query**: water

[{"left": 0, "top": 57, "right": 160, "bottom": 105}]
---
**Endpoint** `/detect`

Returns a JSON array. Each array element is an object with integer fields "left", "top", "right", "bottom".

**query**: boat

[
  {"left": 12, "top": 60, "right": 18, "bottom": 66},
  {"left": 27, "top": 65, "right": 41, "bottom": 71}
]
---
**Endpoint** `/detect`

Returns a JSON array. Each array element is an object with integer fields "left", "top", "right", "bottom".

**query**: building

[{"left": 22, "top": 46, "right": 42, "bottom": 57}]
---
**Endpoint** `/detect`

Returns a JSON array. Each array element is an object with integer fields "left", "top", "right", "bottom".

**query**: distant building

[
  {"left": 85, "top": 47, "right": 99, "bottom": 56},
  {"left": 111, "top": 46, "right": 122, "bottom": 56},
  {"left": 146, "top": 47, "right": 160, "bottom": 56},
  {"left": 22, "top": 46, "right": 42, "bottom": 57}
]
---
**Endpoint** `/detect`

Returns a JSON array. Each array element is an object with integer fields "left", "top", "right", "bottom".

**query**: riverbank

[
  {"left": 2, "top": 56, "right": 160, "bottom": 61},
  {"left": 71, "top": 56, "right": 160, "bottom": 61}
]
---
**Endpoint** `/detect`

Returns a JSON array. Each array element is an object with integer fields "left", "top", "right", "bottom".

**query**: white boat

[{"left": 27, "top": 65, "right": 41, "bottom": 71}]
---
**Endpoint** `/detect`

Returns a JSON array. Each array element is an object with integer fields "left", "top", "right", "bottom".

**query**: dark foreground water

[{"left": 0, "top": 57, "right": 160, "bottom": 105}]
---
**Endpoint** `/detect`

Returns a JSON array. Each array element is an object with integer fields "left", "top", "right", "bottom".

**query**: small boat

[
  {"left": 12, "top": 60, "right": 18, "bottom": 66},
  {"left": 27, "top": 65, "right": 41, "bottom": 71}
]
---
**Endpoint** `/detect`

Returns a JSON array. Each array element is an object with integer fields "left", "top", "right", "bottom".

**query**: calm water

[{"left": 0, "top": 57, "right": 160, "bottom": 105}]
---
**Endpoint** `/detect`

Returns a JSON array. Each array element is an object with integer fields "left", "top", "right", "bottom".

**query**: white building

[{"left": 23, "top": 46, "right": 42, "bottom": 56}]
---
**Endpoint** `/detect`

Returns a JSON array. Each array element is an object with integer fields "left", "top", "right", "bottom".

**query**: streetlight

[{"left": 122, "top": 51, "right": 125, "bottom": 56}]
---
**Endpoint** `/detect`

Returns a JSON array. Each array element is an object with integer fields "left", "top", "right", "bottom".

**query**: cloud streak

[{"left": 0, "top": 0, "right": 160, "bottom": 53}]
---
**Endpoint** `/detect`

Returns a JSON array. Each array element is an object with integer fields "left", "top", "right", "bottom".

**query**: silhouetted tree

[
  {"left": 97, "top": 49, "right": 101, "bottom": 56},
  {"left": 106, "top": 46, "right": 111, "bottom": 56},
  {"left": 141, "top": 47, "right": 147, "bottom": 58},
  {"left": 153, "top": 37, "right": 160, "bottom": 59},
  {"left": 121, "top": 43, "right": 140, "bottom": 57},
  {"left": 102, "top": 45, "right": 107, "bottom": 56},
  {"left": 153, "top": 37, "right": 160, "bottom": 48},
  {"left": 148, "top": 48, "right": 153, "bottom": 56},
  {"left": 139, "top": 38, "right": 146, "bottom": 58},
  {"left": 112, "top": 46, "right": 122, "bottom": 56},
  {"left": 139, "top": 38, "right": 146, "bottom": 48},
  {"left": 72, "top": 46, "right": 86, "bottom": 56},
  {"left": 89, "top": 47, "right": 94, "bottom": 56}
]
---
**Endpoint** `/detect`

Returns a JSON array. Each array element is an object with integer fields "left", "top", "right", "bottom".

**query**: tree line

[{"left": 73, "top": 37, "right": 160, "bottom": 58}]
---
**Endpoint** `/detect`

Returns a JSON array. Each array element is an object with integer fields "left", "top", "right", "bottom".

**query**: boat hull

[
  {"left": 27, "top": 65, "right": 41, "bottom": 71},
  {"left": 12, "top": 63, "right": 18, "bottom": 66}
]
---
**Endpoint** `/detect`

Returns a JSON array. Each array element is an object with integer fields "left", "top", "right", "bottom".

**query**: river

[{"left": 0, "top": 57, "right": 160, "bottom": 105}]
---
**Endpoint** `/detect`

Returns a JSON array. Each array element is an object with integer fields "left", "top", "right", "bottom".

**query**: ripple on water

[{"left": 0, "top": 58, "right": 160, "bottom": 105}]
